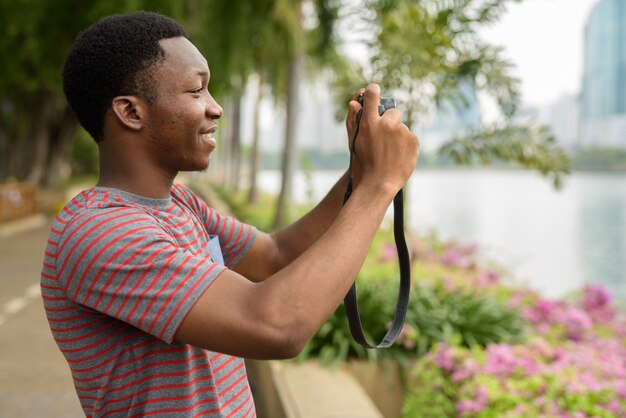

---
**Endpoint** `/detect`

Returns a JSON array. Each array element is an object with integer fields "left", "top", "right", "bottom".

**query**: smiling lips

[{"left": 200, "top": 126, "right": 217, "bottom": 145}]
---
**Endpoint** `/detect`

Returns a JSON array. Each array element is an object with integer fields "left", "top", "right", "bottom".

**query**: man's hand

[{"left": 346, "top": 83, "right": 419, "bottom": 195}]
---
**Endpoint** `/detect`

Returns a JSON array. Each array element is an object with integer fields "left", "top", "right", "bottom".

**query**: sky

[{"left": 480, "top": 0, "right": 600, "bottom": 107}]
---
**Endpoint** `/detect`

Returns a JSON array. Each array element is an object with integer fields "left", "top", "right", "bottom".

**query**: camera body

[{"left": 357, "top": 93, "right": 396, "bottom": 116}]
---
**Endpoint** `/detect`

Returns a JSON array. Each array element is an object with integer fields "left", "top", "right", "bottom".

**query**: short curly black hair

[{"left": 63, "top": 11, "right": 187, "bottom": 142}]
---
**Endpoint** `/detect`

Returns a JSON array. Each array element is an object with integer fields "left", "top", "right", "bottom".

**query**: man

[{"left": 41, "top": 10, "right": 419, "bottom": 417}]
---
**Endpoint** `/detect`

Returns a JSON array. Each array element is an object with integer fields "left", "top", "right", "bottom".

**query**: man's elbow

[
  {"left": 275, "top": 331, "right": 308, "bottom": 360},
  {"left": 255, "top": 317, "right": 311, "bottom": 360}
]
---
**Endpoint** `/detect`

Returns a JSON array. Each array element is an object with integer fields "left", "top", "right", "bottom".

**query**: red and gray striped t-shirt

[{"left": 40, "top": 184, "right": 257, "bottom": 417}]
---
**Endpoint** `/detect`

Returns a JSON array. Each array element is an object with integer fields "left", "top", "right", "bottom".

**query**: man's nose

[{"left": 206, "top": 94, "right": 223, "bottom": 119}]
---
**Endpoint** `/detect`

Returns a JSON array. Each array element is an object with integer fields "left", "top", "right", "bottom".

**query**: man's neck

[{"left": 97, "top": 152, "right": 176, "bottom": 199}]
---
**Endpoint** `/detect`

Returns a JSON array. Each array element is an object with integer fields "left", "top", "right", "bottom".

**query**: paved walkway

[{"left": 0, "top": 216, "right": 83, "bottom": 417}]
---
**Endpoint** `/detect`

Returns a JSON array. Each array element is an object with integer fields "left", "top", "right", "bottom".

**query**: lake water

[{"left": 258, "top": 169, "right": 626, "bottom": 305}]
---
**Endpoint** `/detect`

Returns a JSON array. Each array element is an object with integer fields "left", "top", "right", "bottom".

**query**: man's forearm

[
  {"left": 255, "top": 180, "right": 397, "bottom": 355},
  {"left": 271, "top": 170, "right": 352, "bottom": 268}
]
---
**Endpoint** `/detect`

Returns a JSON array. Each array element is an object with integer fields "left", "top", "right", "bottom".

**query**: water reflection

[{"left": 578, "top": 175, "right": 626, "bottom": 304}]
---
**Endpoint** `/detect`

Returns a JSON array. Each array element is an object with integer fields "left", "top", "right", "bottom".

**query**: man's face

[{"left": 142, "top": 37, "right": 222, "bottom": 173}]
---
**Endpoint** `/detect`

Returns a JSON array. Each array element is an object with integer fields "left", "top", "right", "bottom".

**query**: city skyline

[{"left": 480, "top": 0, "right": 599, "bottom": 108}]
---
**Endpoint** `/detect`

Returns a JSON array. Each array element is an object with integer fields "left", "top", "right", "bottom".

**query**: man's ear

[{"left": 111, "top": 96, "right": 144, "bottom": 131}]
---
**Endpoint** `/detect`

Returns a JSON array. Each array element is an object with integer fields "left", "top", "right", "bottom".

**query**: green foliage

[
  {"left": 571, "top": 148, "right": 626, "bottom": 171},
  {"left": 212, "top": 184, "right": 277, "bottom": 232},
  {"left": 439, "top": 123, "right": 571, "bottom": 189},
  {"left": 297, "top": 229, "right": 527, "bottom": 366},
  {"left": 401, "top": 354, "right": 458, "bottom": 417},
  {"left": 331, "top": 0, "right": 570, "bottom": 190},
  {"left": 298, "top": 152, "right": 316, "bottom": 206},
  {"left": 408, "top": 283, "right": 526, "bottom": 355},
  {"left": 0, "top": 0, "right": 189, "bottom": 184},
  {"left": 70, "top": 129, "right": 99, "bottom": 176},
  {"left": 298, "top": 280, "right": 526, "bottom": 366}
]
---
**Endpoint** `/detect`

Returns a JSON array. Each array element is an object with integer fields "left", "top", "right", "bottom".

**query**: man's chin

[{"left": 181, "top": 157, "right": 211, "bottom": 173}]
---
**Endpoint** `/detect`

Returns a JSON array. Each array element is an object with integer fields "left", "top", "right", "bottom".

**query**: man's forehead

[{"left": 158, "top": 37, "right": 209, "bottom": 74}]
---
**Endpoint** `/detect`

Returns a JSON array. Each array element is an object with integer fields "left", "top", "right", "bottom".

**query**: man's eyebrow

[{"left": 196, "top": 71, "right": 209, "bottom": 77}]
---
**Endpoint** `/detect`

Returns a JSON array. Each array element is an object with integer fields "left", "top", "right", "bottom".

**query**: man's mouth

[{"left": 200, "top": 126, "right": 218, "bottom": 145}]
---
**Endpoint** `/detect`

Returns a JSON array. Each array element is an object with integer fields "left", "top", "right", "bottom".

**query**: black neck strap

[{"left": 342, "top": 117, "right": 411, "bottom": 349}]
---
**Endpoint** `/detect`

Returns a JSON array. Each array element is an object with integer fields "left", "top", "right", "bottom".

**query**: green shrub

[{"left": 298, "top": 275, "right": 526, "bottom": 366}]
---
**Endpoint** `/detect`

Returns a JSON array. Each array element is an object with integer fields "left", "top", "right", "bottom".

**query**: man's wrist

[{"left": 357, "top": 175, "right": 399, "bottom": 201}]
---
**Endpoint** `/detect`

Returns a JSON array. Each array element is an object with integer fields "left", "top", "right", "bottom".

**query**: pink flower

[
  {"left": 457, "top": 385, "right": 489, "bottom": 415},
  {"left": 378, "top": 244, "right": 397, "bottom": 263},
  {"left": 434, "top": 343, "right": 455, "bottom": 371},
  {"left": 442, "top": 276, "right": 458, "bottom": 292},
  {"left": 524, "top": 298, "right": 566, "bottom": 325},
  {"left": 483, "top": 344, "right": 534, "bottom": 377},
  {"left": 581, "top": 285, "right": 617, "bottom": 323},
  {"left": 388, "top": 323, "right": 416, "bottom": 350},
  {"left": 564, "top": 308, "right": 592, "bottom": 341},
  {"left": 451, "top": 358, "right": 478, "bottom": 382},
  {"left": 578, "top": 373, "right": 602, "bottom": 391},
  {"left": 606, "top": 400, "right": 622, "bottom": 415},
  {"left": 476, "top": 270, "right": 499, "bottom": 287},
  {"left": 507, "top": 291, "right": 525, "bottom": 308},
  {"left": 441, "top": 246, "right": 463, "bottom": 267},
  {"left": 583, "top": 285, "right": 612, "bottom": 310}
]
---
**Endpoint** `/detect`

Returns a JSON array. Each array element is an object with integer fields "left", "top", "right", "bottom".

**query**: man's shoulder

[
  {"left": 60, "top": 187, "right": 149, "bottom": 217},
  {"left": 171, "top": 183, "right": 206, "bottom": 214},
  {"left": 53, "top": 188, "right": 157, "bottom": 236},
  {"left": 171, "top": 182, "right": 199, "bottom": 202}
]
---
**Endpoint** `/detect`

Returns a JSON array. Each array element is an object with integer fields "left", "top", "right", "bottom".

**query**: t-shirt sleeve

[
  {"left": 174, "top": 184, "right": 257, "bottom": 268},
  {"left": 56, "top": 207, "right": 226, "bottom": 344}
]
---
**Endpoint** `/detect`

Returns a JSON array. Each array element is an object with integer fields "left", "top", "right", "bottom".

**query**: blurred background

[
  {"left": 1, "top": 0, "right": 621, "bottom": 302},
  {"left": 1, "top": 0, "right": 625, "bottom": 417}
]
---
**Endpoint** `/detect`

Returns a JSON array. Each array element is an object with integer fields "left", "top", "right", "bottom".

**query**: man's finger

[
  {"left": 362, "top": 83, "right": 381, "bottom": 119},
  {"left": 349, "top": 88, "right": 366, "bottom": 103}
]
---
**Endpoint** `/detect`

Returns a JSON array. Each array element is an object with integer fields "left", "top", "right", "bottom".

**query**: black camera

[{"left": 357, "top": 93, "right": 396, "bottom": 116}]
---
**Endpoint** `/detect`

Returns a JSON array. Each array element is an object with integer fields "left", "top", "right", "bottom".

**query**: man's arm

[
  {"left": 232, "top": 170, "right": 351, "bottom": 282},
  {"left": 175, "top": 83, "right": 419, "bottom": 359},
  {"left": 233, "top": 89, "right": 366, "bottom": 282}
]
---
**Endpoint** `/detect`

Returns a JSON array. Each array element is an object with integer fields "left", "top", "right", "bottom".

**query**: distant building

[
  {"left": 295, "top": 77, "right": 346, "bottom": 153},
  {"left": 580, "top": 0, "right": 626, "bottom": 149},
  {"left": 548, "top": 95, "right": 580, "bottom": 151},
  {"left": 241, "top": 75, "right": 347, "bottom": 154},
  {"left": 416, "top": 77, "right": 481, "bottom": 153},
  {"left": 527, "top": 95, "right": 580, "bottom": 152}
]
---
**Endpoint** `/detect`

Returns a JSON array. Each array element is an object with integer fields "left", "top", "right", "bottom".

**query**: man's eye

[{"left": 192, "top": 87, "right": 203, "bottom": 94}]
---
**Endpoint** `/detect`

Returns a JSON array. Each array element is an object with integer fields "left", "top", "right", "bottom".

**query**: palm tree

[
  {"left": 247, "top": 1, "right": 293, "bottom": 204},
  {"left": 272, "top": 0, "right": 344, "bottom": 228}
]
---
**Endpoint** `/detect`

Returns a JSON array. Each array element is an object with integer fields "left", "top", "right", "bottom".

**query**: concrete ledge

[
  {"left": 248, "top": 360, "right": 384, "bottom": 418},
  {"left": 0, "top": 214, "right": 47, "bottom": 239}
]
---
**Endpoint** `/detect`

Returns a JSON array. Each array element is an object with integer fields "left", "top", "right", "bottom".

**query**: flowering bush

[
  {"left": 208, "top": 186, "right": 625, "bottom": 416},
  {"left": 402, "top": 285, "right": 626, "bottom": 417},
  {"left": 298, "top": 230, "right": 526, "bottom": 365}
]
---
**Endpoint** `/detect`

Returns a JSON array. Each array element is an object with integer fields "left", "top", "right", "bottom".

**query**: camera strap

[{"left": 342, "top": 111, "right": 411, "bottom": 349}]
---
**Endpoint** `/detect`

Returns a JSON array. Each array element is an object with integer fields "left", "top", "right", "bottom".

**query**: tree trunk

[
  {"left": 229, "top": 96, "right": 242, "bottom": 192},
  {"left": 44, "top": 106, "right": 79, "bottom": 187},
  {"left": 26, "top": 90, "right": 58, "bottom": 184},
  {"left": 214, "top": 96, "right": 233, "bottom": 186},
  {"left": 0, "top": 123, "right": 9, "bottom": 181},
  {"left": 273, "top": 51, "right": 302, "bottom": 229},
  {"left": 248, "top": 71, "right": 266, "bottom": 205}
]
